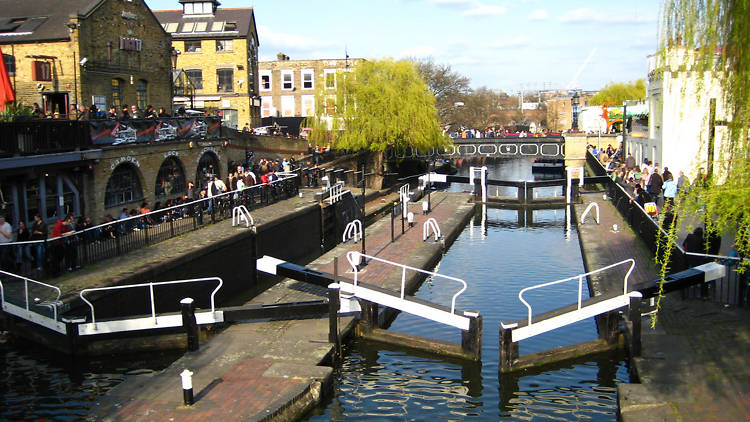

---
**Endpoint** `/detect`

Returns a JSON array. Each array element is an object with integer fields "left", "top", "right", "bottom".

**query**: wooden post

[
  {"left": 460, "top": 312, "right": 482, "bottom": 361},
  {"left": 180, "top": 297, "right": 199, "bottom": 352},
  {"left": 600, "top": 311, "right": 620, "bottom": 345},
  {"left": 498, "top": 324, "right": 518, "bottom": 373},
  {"left": 328, "top": 283, "right": 341, "bottom": 359},
  {"left": 518, "top": 181, "right": 526, "bottom": 205},
  {"left": 358, "top": 300, "right": 378, "bottom": 334},
  {"left": 629, "top": 293, "right": 642, "bottom": 357}
]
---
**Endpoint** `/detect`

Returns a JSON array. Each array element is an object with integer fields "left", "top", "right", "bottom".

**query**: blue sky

[{"left": 146, "top": 0, "right": 661, "bottom": 94}]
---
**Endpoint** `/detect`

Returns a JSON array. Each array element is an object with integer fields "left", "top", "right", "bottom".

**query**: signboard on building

[{"left": 89, "top": 117, "right": 222, "bottom": 145}]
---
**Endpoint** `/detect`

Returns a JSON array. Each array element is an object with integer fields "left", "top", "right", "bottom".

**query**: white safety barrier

[
  {"left": 0, "top": 270, "right": 65, "bottom": 334},
  {"left": 232, "top": 205, "right": 254, "bottom": 228},
  {"left": 469, "top": 166, "right": 488, "bottom": 203},
  {"left": 423, "top": 217, "right": 441, "bottom": 241},
  {"left": 580, "top": 202, "right": 600, "bottom": 224},
  {"left": 78, "top": 277, "right": 224, "bottom": 334},
  {"left": 565, "top": 166, "right": 585, "bottom": 203},
  {"left": 344, "top": 251, "right": 470, "bottom": 329},
  {"left": 327, "top": 182, "right": 345, "bottom": 204},
  {"left": 400, "top": 184, "right": 410, "bottom": 218},
  {"left": 342, "top": 219, "right": 363, "bottom": 243}
]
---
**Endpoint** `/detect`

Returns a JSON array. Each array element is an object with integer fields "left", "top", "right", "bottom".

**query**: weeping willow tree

[
  {"left": 652, "top": 0, "right": 750, "bottom": 323},
  {"left": 305, "top": 58, "right": 449, "bottom": 188}
]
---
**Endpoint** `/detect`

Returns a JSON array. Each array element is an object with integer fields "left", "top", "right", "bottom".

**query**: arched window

[
  {"left": 105, "top": 164, "right": 143, "bottom": 208},
  {"left": 196, "top": 152, "right": 220, "bottom": 190},
  {"left": 155, "top": 157, "right": 186, "bottom": 198},
  {"left": 112, "top": 78, "right": 123, "bottom": 110}
]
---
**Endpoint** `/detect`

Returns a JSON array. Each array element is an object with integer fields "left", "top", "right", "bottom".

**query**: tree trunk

[{"left": 368, "top": 150, "right": 386, "bottom": 189}]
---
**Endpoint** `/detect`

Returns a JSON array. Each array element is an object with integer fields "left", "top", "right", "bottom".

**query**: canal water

[
  {"left": 0, "top": 157, "right": 628, "bottom": 420},
  {"left": 305, "top": 158, "right": 629, "bottom": 421}
]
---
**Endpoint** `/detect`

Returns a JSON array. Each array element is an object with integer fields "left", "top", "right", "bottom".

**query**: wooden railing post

[
  {"left": 499, "top": 324, "right": 518, "bottom": 373},
  {"left": 460, "top": 312, "right": 482, "bottom": 361},
  {"left": 358, "top": 300, "right": 378, "bottom": 335}
]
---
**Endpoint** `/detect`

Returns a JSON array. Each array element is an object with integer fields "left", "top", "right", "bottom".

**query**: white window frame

[
  {"left": 324, "top": 69, "right": 336, "bottom": 90},
  {"left": 281, "top": 95, "right": 295, "bottom": 117},
  {"left": 301, "top": 95, "right": 315, "bottom": 117},
  {"left": 259, "top": 70, "right": 271, "bottom": 91},
  {"left": 261, "top": 96, "right": 274, "bottom": 117},
  {"left": 281, "top": 70, "right": 294, "bottom": 91},
  {"left": 301, "top": 69, "right": 314, "bottom": 90}
]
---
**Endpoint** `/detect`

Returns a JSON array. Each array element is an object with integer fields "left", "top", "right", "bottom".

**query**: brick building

[
  {"left": 0, "top": 0, "right": 172, "bottom": 116},
  {"left": 258, "top": 54, "right": 362, "bottom": 120},
  {"left": 153, "top": 0, "right": 260, "bottom": 130}
]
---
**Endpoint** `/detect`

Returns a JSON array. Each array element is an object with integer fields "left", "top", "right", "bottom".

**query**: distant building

[
  {"left": 0, "top": 0, "right": 172, "bottom": 116},
  {"left": 258, "top": 54, "right": 363, "bottom": 120},
  {"left": 153, "top": 0, "right": 260, "bottom": 130},
  {"left": 545, "top": 96, "right": 572, "bottom": 132},
  {"left": 632, "top": 48, "right": 727, "bottom": 178}
]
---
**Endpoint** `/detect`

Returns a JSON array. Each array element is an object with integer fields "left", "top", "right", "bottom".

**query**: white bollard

[
  {"left": 422, "top": 200, "right": 429, "bottom": 214},
  {"left": 180, "top": 369, "right": 194, "bottom": 406},
  {"left": 407, "top": 212, "right": 414, "bottom": 227}
]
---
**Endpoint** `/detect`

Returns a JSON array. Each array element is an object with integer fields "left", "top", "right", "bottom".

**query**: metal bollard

[
  {"left": 180, "top": 369, "right": 194, "bottom": 406},
  {"left": 180, "top": 298, "right": 199, "bottom": 352}
]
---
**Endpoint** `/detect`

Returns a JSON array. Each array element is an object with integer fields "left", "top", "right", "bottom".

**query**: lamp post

[
  {"left": 571, "top": 91, "right": 580, "bottom": 131},
  {"left": 359, "top": 162, "right": 367, "bottom": 266},
  {"left": 170, "top": 48, "right": 181, "bottom": 113},
  {"left": 426, "top": 153, "right": 438, "bottom": 213}
]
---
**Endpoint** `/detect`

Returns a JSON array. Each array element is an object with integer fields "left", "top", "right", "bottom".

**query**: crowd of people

[
  {"left": 29, "top": 102, "right": 186, "bottom": 120},
  {"left": 0, "top": 155, "right": 304, "bottom": 275}
]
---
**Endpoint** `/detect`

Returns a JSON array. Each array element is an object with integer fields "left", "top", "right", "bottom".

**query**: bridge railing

[{"left": 0, "top": 174, "right": 300, "bottom": 283}]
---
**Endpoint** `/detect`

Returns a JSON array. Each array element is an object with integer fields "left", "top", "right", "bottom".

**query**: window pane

[
  {"left": 185, "top": 69, "right": 203, "bottom": 89},
  {"left": 155, "top": 157, "right": 186, "bottom": 198},
  {"left": 210, "top": 21, "right": 224, "bottom": 31},
  {"left": 217, "top": 69, "right": 233, "bottom": 92},
  {"left": 105, "top": 164, "right": 143, "bottom": 209},
  {"left": 185, "top": 40, "right": 201, "bottom": 52},
  {"left": 194, "top": 22, "right": 207, "bottom": 32},
  {"left": 181, "top": 22, "right": 195, "bottom": 32},
  {"left": 216, "top": 39, "right": 232, "bottom": 52},
  {"left": 136, "top": 79, "right": 147, "bottom": 110}
]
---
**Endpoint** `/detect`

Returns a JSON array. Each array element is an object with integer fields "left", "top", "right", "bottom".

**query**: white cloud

[
  {"left": 489, "top": 36, "right": 530, "bottom": 48},
  {"left": 559, "top": 8, "right": 656, "bottom": 24},
  {"left": 528, "top": 9, "right": 548, "bottom": 21}
]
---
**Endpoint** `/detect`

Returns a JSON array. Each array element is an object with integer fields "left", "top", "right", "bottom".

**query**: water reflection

[{"left": 306, "top": 158, "right": 628, "bottom": 421}]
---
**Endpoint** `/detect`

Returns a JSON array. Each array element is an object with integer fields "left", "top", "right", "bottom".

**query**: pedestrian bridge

[{"left": 386, "top": 136, "right": 566, "bottom": 159}]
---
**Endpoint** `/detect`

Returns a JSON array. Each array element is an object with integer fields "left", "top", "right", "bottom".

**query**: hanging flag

[{"left": 0, "top": 46, "right": 16, "bottom": 111}]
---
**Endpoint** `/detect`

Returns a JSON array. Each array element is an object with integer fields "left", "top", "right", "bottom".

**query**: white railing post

[
  {"left": 423, "top": 218, "right": 441, "bottom": 241},
  {"left": 232, "top": 205, "right": 254, "bottom": 228},
  {"left": 342, "top": 219, "right": 363, "bottom": 243},
  {"left": 580, "top": 202, "right": 600, "bottom": 224}
]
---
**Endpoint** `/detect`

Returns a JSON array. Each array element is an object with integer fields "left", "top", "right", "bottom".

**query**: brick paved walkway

[
  {"left": 89, "top": 191, "right": 474, "bottom": 421},
  {"left": 574, "top": 192, "right": 750, "bottom": 422}
]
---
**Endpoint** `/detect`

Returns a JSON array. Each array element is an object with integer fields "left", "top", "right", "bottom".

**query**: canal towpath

[
  {"left": 88, "top": 191, "right": 475, "bottom": 421},
  {"left": 575, "top": 191, "right": 750, "bottom": 422}
]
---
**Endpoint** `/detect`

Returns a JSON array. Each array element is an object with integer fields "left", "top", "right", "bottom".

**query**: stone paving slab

[{"left": 89, "top": 191, "right": 475, "bottom": 421}]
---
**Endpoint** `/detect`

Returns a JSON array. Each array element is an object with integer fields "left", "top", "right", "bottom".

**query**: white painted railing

[
  {"left": 79, "top": 277, "right": 223, "bottom": 332},
  {"left": 0, "top": 270, "right": 65, "bottom": 333},
  {"left": 518, "top": 259, "right": 635, "bottom": 327},
  {"left": 400, "top": 184, "right": 410, "bottom": 218},
  {"left": 423, "top": 217, "right": 441, "bottom": 241},
  {"left": 327, "top": 182, "right": 345, "bottom": 204},
  {"left": 232, "top": 205, "right": 254, "bottom": 228},
  {"left": 342, "top": 219, "right": 363, "bottom": 243},
  {"left": 345, "top": 251, "right": 466, "bottom": 316},
  {"left": 580, "top": 202, "right": 600, "bottom": 224},
  {"left": 469, "top": 166, "right": 488, "bottom": 202}
]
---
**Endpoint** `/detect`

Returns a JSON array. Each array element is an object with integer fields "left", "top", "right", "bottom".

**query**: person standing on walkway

[
  {"left": 647, "top": 168, "right": 664, "bottom": 205},
  {"left": 0, "top": 215, "right": 12, "bottom": 270},
  {"left": 663, "top": 174, "right": 677, "bottom": 206},
  {"left": 677, "top": 171, "right": 690, "bottom": 195},
  {"left": 30, "top": 214, "right": 47, "bottom": 271},
  {"left": 625, "top": 152, "right": 636, "bottom": 170}
]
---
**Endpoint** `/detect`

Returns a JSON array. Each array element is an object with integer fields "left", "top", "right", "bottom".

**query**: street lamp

[
  {"left": 571, "top": 91, "right": 580, "bottom": 131},
  {"left": 171, "top": 48, "right": 181, "bottom": 113},
  {"left": 426, "top": 153, "right": 438, "bottom": 213}
]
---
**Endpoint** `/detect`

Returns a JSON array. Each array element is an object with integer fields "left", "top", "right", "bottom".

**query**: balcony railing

[{"left": 0, "top": 120, "right": 92, "bottom": 157}]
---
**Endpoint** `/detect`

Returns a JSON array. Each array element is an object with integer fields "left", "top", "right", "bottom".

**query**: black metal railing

[
  {"left": 0, "top": 120, "right": 92, "bottom": 157},
  {"left": 0, "top": 174, "right": 300, "bottom": 282},
  {"left": 586, "top": 152, "right": 748, "bottom": 306}
]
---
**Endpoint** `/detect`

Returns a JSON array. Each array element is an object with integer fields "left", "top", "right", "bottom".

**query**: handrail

[
  {"left": 0, "top": 270, "right": 62, "bottom": 321},
  {"left": 79, "top": 277, "right": 223, "bottom": 330},
  {"left": 423, "top": 218, "right": 441, "bottom": 241},
  {"left": 327, "top": 182, "right": 344, "bottom": 204},
  {"left": 580, "top": 202, "right": 600, "bottom": 224},
  {"left": 518, "top": 259, "right": 635, "bottom": 327},
  {"left": 232, "top": 205, "right": 254, "bottom": 228},
  {"left": 345, "top": 251, "right": 466, "bottom": 315},
  {"left": 342, "top": 219, "right": 363, "bottom": 243}
]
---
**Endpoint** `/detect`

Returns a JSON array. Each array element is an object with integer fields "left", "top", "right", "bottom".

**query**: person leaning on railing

[
  {"left": 30, "top": 214, "right": 48, "bottom": 271},
  {"left": 0, "top": 215, "right": 13, "bottom": 270}
]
